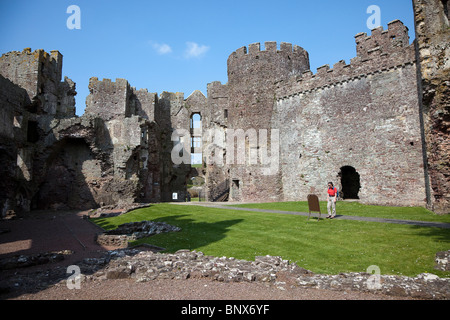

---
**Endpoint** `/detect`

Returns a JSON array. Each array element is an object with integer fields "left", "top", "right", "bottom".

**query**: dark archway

[
  {"left": 0, "top": 149, "right": 16, "bottom": 216},
  {"left": 339, "top": 166, "right": 361, "bottom": 199},
  {"left": 32, "top": 138, "right": 98, "bottom": 210}
]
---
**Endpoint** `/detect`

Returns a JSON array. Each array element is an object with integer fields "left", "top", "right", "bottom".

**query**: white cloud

[
  {"left": 184, "top": 42, "right": 210, "bottom": 59},
  {"left": 152, "top": 42, "right": 172, "bottom": 55}
]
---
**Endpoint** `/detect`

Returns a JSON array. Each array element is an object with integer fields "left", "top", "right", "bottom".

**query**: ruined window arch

[
  {"left": 190, "top": 113, "right": 202, "bottom": 165},
  {"left": 190, "top": 113, "right": 201, "bottom": 129},
  {"left": 339, "top": 166, "right": 361, "bottom": 199}
]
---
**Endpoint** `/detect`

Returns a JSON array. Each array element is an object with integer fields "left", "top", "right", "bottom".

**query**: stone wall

[
  {"left": 0, "top": 1, "right": 448, "bottom": 213},
  {"left": 0, "top": 48, "right": 75, "bottom": 117},
  {"left": 274, "top": 58, "right": 426, "bottom": 206},
  {"left": 199, "top": 21, "right": 429, "bottom": 207},
  {"left": 0, "top": 48, "right": 76, "bottom": 215},
  {"left": 198, "top": 42, "right": 311, "bottom": 202},
  {"left": 413, "top": 0, "right": 450, "bottom": 214}
]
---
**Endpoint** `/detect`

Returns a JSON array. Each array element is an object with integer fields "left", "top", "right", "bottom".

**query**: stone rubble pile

[
  {"left": 75, "top": 248, "right": 449, "bottom": 300},
  {"left": 88, "top": 203, "right": 151, "bottom": 218},
  {"left": 105, "top": 221, "right": 181, "bottom": 240},
  {"left": 435, "top": 250, "right": 450, "bottom": 271},
  {"left": 0, "top": 250, "right": 73, "bottom": 270}
]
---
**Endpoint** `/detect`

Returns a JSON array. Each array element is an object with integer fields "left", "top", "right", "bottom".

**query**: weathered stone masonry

[
  {"left": 412, "top": 0, "right": 450, "bottom": 214},
  {"left": 200, "top": 19, "right": 432, "bottom": 208},
  {"left": 0, "top": 48, "right": 77, "bottom": 214},
  {"left": 274, "top": 20, "right": 426, "bottom": 207},
  {"left": 0, "top": 0, "right": 448, "bottom": 214}
]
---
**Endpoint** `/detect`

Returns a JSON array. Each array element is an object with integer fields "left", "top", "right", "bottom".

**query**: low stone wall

[
  {"left": 76, "top": 249, "right": 450, "bottom": 300},
  {"left": 95, "top": 221, "right": 181, "bottom": 248},
  {"left": 96, "top": 234, "right": 129, "bottom": 248},
  {"left": 1, "top": 248, "right": 448, "bottom": 299},
  {"left": 0, "top": 250, "right": 73, "bottom": 270}
]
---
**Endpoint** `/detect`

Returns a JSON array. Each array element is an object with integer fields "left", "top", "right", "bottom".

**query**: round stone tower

[
  {"left": 221, "top": 42, "right": 310, "bottom": 203},
  {"left": 227, "top": 41, "right": 310, "bottom": 86},
  {"left": 225, "top": 41, "right": 310, "bottom": 130}
]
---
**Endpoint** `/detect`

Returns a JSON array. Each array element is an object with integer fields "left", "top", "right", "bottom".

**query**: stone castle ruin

[{"left": 0, "top": 0, "right": 449, "bottom": 215}]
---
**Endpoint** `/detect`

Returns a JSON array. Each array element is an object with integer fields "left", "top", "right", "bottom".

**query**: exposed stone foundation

[
  {"left": 1, "top": 248, "right": 448, "bottom": 299},
  {"left": 95, "top": 220, "right": 181, "bottom": 248},
  {"left": 0, "top": 250, "right": 73, "bottom": 270},
  {"left": 72, "top": 249, "right": 450, "bottom": 300}
]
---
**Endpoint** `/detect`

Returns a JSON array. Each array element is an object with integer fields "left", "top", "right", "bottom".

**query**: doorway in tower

[{"left": 339, "top": 166, "right": 361, "bottom": 199}]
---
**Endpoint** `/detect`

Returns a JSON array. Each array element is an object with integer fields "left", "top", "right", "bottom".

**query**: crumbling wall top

[
  {"left": 0, "top": 48, "right": 64, "bottom": 100},
  {"left": 355, "top": 20, "right": 410, "bottom": 59},
  {"left": 85, "top": 77, "right": 132, "bottom": 121}
]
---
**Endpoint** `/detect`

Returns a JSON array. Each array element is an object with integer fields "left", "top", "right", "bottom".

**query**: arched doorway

[{"left": 339, "top": 166, "right": 361, "bottom": 199}]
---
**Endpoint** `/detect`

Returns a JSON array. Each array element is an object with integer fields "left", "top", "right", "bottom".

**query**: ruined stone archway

[
  {"left": 339, "top": 166, "right": 361, "bottom": 199},
  {"left": 32, "top": 137, "right": 99, "bottom": 210}
]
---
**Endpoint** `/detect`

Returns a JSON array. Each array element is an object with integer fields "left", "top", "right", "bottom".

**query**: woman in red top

[{"left": 327, "top": 182, "right": 337, "bottom": 219}]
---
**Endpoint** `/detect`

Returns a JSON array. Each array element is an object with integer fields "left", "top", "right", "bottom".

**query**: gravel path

[{"left": 9, "top": 277, "right": 412, "bottom": 301}]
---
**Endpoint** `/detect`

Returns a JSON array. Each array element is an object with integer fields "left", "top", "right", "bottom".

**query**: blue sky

[{"left": 0, "top": 0, "right": 416, "bottom": 116}]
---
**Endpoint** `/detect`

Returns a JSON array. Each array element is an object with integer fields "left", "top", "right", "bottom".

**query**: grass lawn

[{"left": 92, "top": 203, "right": 450, "bottom": 278}]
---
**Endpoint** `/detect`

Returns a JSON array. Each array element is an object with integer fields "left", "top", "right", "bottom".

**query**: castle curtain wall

[{"left": 274, "top": 62, "right": 426, "bottom": 206}]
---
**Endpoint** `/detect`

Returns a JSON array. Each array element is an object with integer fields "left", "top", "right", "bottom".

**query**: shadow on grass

[
  {"left": 97, "top": 214, "right": 245, "bottom": 254},
  {"left": 409, "top": 224, "right": 450, "bottom": 244}
]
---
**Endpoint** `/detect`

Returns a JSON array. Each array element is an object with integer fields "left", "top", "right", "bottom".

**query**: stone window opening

[
  {"left": 190, "top": 113, "right": 201, "bottom": 130},
  {"left": 339, "top": 166, "right": 361, "bottom": 200},
  {"left": 191, "top": 137, "right": 201, "bottom": 149},
  {"left": 27, "top": 121, "right": 39, "bottom": 143},
  {"left": 190, "top": 113, "right": 202, "bottom": 165}
]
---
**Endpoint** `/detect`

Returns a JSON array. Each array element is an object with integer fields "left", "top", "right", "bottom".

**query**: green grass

[
  {"left": 228, "top": 201, "right": 450, "bottom": 223},
  {"left": 92, "top": 203, "right": 450, "bottom": 278}
]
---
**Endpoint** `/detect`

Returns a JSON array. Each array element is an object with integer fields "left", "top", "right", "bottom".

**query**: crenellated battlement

[
  {"left": 0, "top": 48, "right": 62, "bottom": 67},
  {"left": 227, "top": 41, "right": 310, "bottom": 85},
  {"left": 85, "top": 77, "right": 132, "bottom": 120},
  {"left": 275, "top": 20, "right": 415, "bottom": 100},
  {"left": 229, "top": 41, "right": 308, "bottom": 58},
  {"left": 355, "top": 20, "right": 410, "bottom": 59},
  {"left": 87, "top": 76, "right": 130, "bottom": 89}
]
